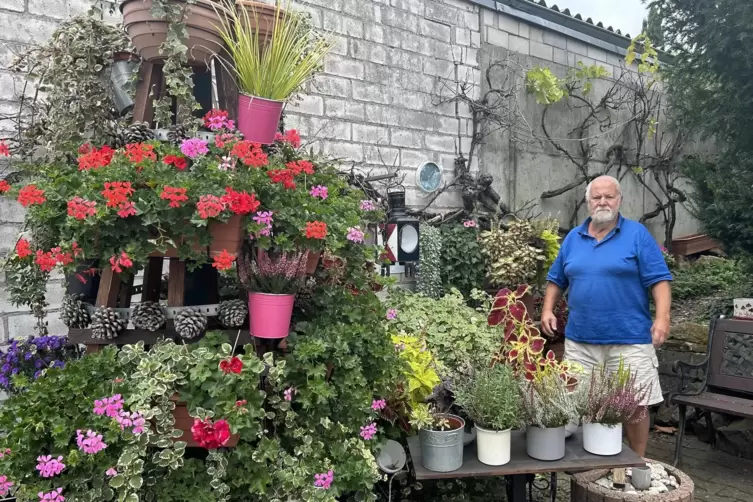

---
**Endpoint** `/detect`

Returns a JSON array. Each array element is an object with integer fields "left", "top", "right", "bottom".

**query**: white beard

[{"left": 591, "top": 208, "right": 617, "bottom": 224}]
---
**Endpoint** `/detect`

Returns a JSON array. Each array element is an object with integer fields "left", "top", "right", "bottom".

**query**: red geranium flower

[
  {"left": 102, "top": 182, "right": 134, "bottom": 208},
  {"left": 67, "top": 196, "right": 97, "bottom": 220},
  {"left": 274, "top": 129, "right": 301, "bottom": 149},
  {"left": 305, "top": 221, "right": 327, "bottom": 240},
  {"left": 34, "top": 250, "right": 57, "bottom": 272},
  {"left": 267, "top": 169, "right": 296, "bottom": 190},
  {"left": 0, "top": 141, "right": 9, "bottom": 156},
  {"left": 0, "top": 180, "right": 10, "bottom": 193},
  {"left": 17, "top": 185, "right": 45, "bottom": 206},
  {"left": 219, "top": 356, "right": 243, "bottom": 374},
  {"left": 160, "top": 186, "right": 189, "bottom": 208},
  {"left": 78, "top": 145, "right": 114, "bottom": 171},
  {"left": 117, "top": 201, "right": 137, "bottom": 218},
  {"left": 15, "top": 238, "right": 32, "bottom": 258},
  {"left": 163, "top": 155, "right": 188, "bottom": 171},
  {"left": 230, "top": 140, "right": 267, "bottom": 167},
  {"left": 109, "top": 251, "right": 133, "bottom": 273},
  {"left": 286, "top": 160, "right": 314, "bottom": 176},
  {"left": 125, "top": 143, "right": 156, "bottom": 164},
  {"left": 221, "top": 187, "right": 260, "bottom": 215},
  {"left": 191, "top": 418, "right": 231, "bottom": 449},
  {"left": 212, "top": 250, "right": 235, "bottom": 271},
  {"left": 197, "top": 195, "right": 225, "bottom": 219}
]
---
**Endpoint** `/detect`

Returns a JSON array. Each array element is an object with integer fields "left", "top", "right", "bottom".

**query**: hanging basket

[{"left": 121, "top": 0, "right": 228, "bottom": 65}]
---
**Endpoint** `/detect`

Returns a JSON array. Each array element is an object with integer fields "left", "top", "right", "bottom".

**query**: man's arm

[
  {"left": 541, "top": 282, "right": 564, "bottom": 336},
  {"left": 651, "top": 280, "right": 672, "bottom": 347}
]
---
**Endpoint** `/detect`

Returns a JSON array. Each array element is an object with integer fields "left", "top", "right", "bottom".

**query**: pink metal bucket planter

[
  {"left": 237, "top": 94, "right": 284, "bottom": 144},
  {"left": 248, "top": 292, "right": 294, "bottom": 339}
]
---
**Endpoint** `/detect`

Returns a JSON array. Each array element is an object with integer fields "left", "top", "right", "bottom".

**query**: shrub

[
  {"left": 672, "top": 257, "right": 747, "bottom": 301},
  {"left": 439, "top": 223, "right": 485, "bottom": 298}
]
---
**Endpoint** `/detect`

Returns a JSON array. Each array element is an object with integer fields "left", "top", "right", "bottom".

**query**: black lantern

[{"left": 381, "top": 186, "right": 420, "bottom": 266}]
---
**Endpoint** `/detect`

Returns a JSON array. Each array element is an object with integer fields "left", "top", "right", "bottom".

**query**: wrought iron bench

[{"left": 671, "top": 316, "right": 753, "bottom": 466}]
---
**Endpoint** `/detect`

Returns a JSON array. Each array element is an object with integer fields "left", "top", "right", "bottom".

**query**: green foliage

[
  {"left": 2, "top": 253, "right": 50, "bottom": 332},
  {"left": 519, "top": 373, "right": 578, "bottom": 429},
  {"left": 7, "top": 10, "right": 131, "bottom": 160},
  {"left": 525, "top": 67, "right": 565, "bottom": 104},
  {"left": 0, "top": 347, "right": 131, "bottom": 501},
  {"left": 387, "top": 288, "right": 502, "bottom": 379},
  {"left": 150, "top": 458, "right": 216, "bottom": 502},
  {"left": 390, "top": 333, "right": 441, "bottom": 415},
  {"left": 439, "top": 223, "right": 485, "bottom": 298},
  {"left": 652, "top": 0, "right": 753, "bottom": 256},
  {"left": 480, "top": 219, "right": 547, "bottom": 288},
  {"left": 626, "top": 33, "right": 660, "bottom": 74},
  {"left": 215, "top": 0, "right": 333, "bottom": 101},
  {"left": 417, "top": 224, "right": 442, "bottom": 299},
  {"left": 453, "top": 365, "right": 520, "bottom": 431},
  {"left": 672, "top": 257, "right": 747, "bottom": 301}
]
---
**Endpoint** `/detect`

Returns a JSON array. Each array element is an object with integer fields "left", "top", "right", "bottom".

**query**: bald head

[{"left": 586, "top": 176, "right": 622, "bottom": 225}]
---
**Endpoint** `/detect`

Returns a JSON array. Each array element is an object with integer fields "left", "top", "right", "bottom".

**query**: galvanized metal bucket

[
  {"left": 419, "top": 414, "right": 465, "bottom": 472},
  {"left": 526, "top": 425, "right": 565, "bottom": 461}
]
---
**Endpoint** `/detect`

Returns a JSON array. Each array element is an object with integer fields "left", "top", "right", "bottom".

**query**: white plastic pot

[
  {"left": 583, "top": 422, "right": 623, "bottom": 456},
  {"left": 475, "top": 425, "right": 511, "bottom": 466}
]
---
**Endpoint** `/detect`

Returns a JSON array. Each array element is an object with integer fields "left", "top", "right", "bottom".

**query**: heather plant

[
  {"left": 453, "top": 365, "right": 520, "bottom": 431},
  {"left": 519, "top": 373, "right": 578, "bottom": 429},
  {"left": 577, "top": 357, "right": 649, "bottom": 427},
  {"left": 237, "top": 248, "right": 307, "bottom": 294}
]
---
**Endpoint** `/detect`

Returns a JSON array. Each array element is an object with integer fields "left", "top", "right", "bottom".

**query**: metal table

[{"left": 407, "top": 428, "right": 645, "bottom": 502}]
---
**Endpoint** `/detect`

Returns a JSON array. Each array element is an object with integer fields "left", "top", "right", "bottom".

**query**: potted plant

[
  {"left": 214, "top": 0, "right": 333, "bottom": 143},
  {"left": 237, "top": 248, "right": 306, "bottom": 339},
  {"left": 577, "top": 357, "right": 649, "bottom": 456},
  {"left": 519, "top": 373, "right": 578, "bottom": 461},
  {"left": 453, "top": 365, "right": 520, "bottom": 466}
]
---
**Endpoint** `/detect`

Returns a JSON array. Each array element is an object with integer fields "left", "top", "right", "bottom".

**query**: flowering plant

[
  {"left": 1, "top": 113, "right": 376, "bottom": 281},
  {"left": 237, "top": 248, "right": 307, "bottom": 294},
  {"left": 0, "top": 335, "right": 80, "bottom": 394},
  {"left": 519, "top": 372, "right": 579, "bottom": 429},
  {"left": 576, "top": 357, "right": 650, "bottom": 426}
]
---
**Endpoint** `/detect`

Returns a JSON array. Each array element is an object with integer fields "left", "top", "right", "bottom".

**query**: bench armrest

[{"left": 672, "top": 358, "right": 709, "bottom": 373}]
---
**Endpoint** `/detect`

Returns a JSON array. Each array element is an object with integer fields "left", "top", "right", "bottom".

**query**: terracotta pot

[
  {"left": 209, "top": 214, "right": 246, "bottom": 257},
  {"left": 235, "top": 0, "right": 285, "bottom": 44},
  {"left": 305, "top": 251, "right": 321, "bottom": 274},
  {"left": 121, "top": 0, "right": 228, "bottom": 65},
  {"left": 170, "top": 395, "right": 239, "bottom": 448},
  {"left": 149, "top": 215, "right": 245, "bottom": 258}
]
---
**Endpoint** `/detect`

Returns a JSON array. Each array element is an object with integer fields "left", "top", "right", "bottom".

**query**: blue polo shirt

[{"left": 546, "top": 215, "right": 673, "bottom": 345}]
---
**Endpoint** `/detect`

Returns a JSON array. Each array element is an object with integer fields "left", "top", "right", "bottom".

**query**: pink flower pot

[
  {"left": 248, "top": 292, "right": 294, "bottom": 339},
  {"left": 237, "top": 94, "right": 284, "bottom": 144}
]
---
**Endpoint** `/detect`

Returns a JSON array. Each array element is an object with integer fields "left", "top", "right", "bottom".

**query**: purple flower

[
  {"left": 360, "top": 200, "right": 376, "bottom": 211},
  {"left": 314, "top": 470, "right": 334, "bottom": 489},
  {"left": 253, "top": 211, "right": 274, "bottom": 237},
  {"left": 371, "top": 399, "right": 386, "bottom": 411},
  {"left": 310, "top": 185, "right": 328, "bottom": 200},
  {"left": 106, "top": 467, "right": 117, "bottom": 477},
  {"left": 359, "top": 422, "right": 377, "bottom": 440},
  {"left": 386, "top": 308, "right": 397, "bottom": 320},
  {"left": 179, "top": 138, "right": 209, "bottom": 158},
  {"left": 347, "top": 227, "right": 365, "bottom": 243},
  {"left": 37, "top": 487, "right": 64, "bottom": 501},
  {"left": 33, "top": 370, "right": 43, "bottom": 380},
  {"left": 0, "top": 376, "right": 8, "bottom": 388},
  {"left": 463, "top": 220, "right": 477, "bottom": 228},
  {"left": 24, "top": 352, "right": 33, "bottom": 360},
  {"left": 93, "top": 395, "right": 123, "bottom": 418},
  {"left": 0, "top": 475, "right": 12, "bottom": 496},
  {"left": 52, "top": 361, "right": 65, "bottom": 369}
]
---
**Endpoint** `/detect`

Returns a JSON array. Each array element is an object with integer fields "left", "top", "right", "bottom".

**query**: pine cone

[
  {"left": 218, "top": 299, "right": 247, "bottom": 328},
  {"left": 103, "top": 119, "right": 128, "bottom": 149},
  {"left": 126, "top": 121, "right": 155, "bottom": 144},
  {"left": 60, "top": 294, "right": 91, "bottom": 329},
  {"left": 131, "top": 301, "right": 166, "bottom": 331},
  {"left": 91, "top": 307, "right": 127, "bottom": 340},
  {"left": 167, "top": 124, "right": 189, "bottom": 145},
  {"left": 174, "top": 308, "right": 207, "bottom": 340}
]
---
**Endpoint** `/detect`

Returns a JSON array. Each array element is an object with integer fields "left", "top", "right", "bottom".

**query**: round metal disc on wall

[{"left": 416, "top": 161, "right": 442, "bottom": 193}]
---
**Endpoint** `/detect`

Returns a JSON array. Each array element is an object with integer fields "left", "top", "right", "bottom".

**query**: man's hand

[
  {"left": 541, "top": 310, "right": 558, "bottom": 337},
  {"left": 651, "top": 317, "right": 670, "bottom": 347}
]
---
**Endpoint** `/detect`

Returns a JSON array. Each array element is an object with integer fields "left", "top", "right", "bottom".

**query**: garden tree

[
  {"left": 650, "top": 0, "right": 753, "bottom": 257},
  {"left": 525, "top": 35, "right": 688, "bottom": 245},
  {"left": 642, "top": 5, "right": 665, "bottom": 50}
]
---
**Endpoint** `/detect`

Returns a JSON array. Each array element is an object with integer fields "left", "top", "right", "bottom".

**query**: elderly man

[{"left": 541, "top": 175, "right": 672, "bottom": 457}]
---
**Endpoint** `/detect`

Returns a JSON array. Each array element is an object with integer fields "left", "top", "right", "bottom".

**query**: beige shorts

[{"left": 564, "top": 339, "right": 664, "bottom": 407}]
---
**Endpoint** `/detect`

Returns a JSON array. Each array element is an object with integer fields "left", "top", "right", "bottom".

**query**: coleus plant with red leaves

[{"left": 486, "top": 284, "right": 580, "bottom": 385}]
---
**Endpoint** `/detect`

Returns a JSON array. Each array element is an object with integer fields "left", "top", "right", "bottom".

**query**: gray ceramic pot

[{"left": 526, "top": 425, "right": 565, "bottom": 461}]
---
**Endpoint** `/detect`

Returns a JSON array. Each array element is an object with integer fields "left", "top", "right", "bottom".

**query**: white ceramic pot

[
  {"left": 583, "top": 422, "right": 623, "bottom": 456},
  {"left": 475, "top": 425, "right": 511, "bottom": 466}
]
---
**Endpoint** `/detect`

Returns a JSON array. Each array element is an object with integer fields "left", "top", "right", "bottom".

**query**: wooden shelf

[{"left": 68, "top": 328, "right": 255, "bottom": 346}]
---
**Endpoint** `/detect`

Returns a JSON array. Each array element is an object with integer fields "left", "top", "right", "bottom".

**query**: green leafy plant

[
  {"left": 480, "top": 218, "right": 553, "bottom": 288},
  {"left": 672, "top": 257, "right": 747, "bottom": 301},
  {"left": 453, "top": 365, "right": 520, "bottom": 431},
  {"left": 417, "top": 224, "right": 442, "bottom": 299},
  {"left": 439, "top": 222, "right": 485, "bottom": 298},
  {"left": 387, "top": 288, "right": 502, "bottom": 379},
  {"left": 215, "top": 0, "right": 333, "bottom": 101},
  {"left": 7, "top": 9, "right": 132, "bottom": 161},
  {"left": 2, "top": 252, "right": 50, "bottom": 334}
]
